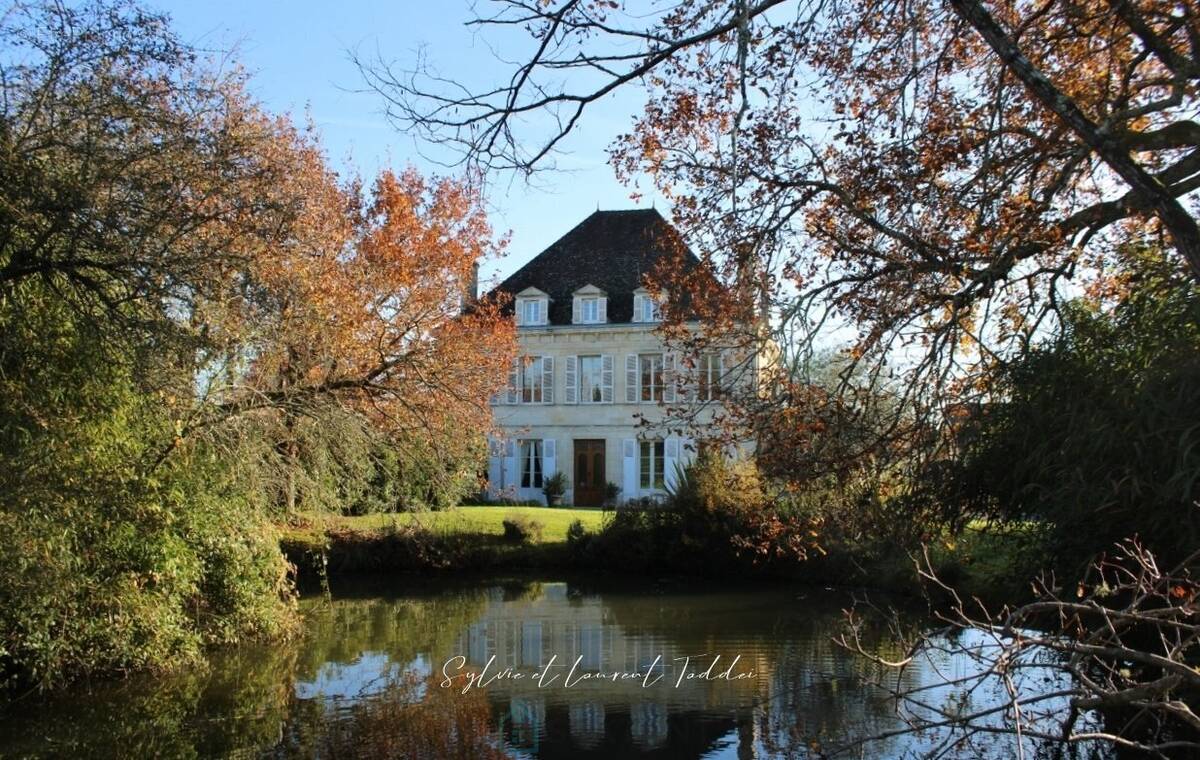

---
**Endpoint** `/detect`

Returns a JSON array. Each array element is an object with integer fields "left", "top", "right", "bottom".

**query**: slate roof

[{"left": 489, "top": 209, "right": 700, "bottom": 324}]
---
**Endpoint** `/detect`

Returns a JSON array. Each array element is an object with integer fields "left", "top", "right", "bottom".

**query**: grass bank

[
  {"left": 278, "top": 507, "right": 1037, "bottom": 604},
  {"left": 280, "top": 506, "right": 609, "bottom": 579},
  {"left": 287, "top": 506, "right": 606, "bottom": 543}
]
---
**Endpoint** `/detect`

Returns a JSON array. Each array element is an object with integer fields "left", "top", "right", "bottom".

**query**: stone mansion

[{"left": 484, "top": 209, "right": 755, "bottom": 506}]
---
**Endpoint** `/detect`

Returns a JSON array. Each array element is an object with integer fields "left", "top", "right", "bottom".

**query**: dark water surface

[{"left": 0, "top": 576, "right": 1091, "bottom": 758}]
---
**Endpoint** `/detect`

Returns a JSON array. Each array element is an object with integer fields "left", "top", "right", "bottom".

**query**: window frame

[
  {"left": 579, "top": 354, "right": 604, "bottom": 404},
  {"left": 697, "top": 353, "right": 722, "bottom": 401},
  {"left": 520, "top": 298, "right": 544, "bottom": 325},
  {"left": 639, "top": 353, "right": 664, "bottom": 402},
  {"left": 520, "top": 357, "right": 544, "bottom": 403},
  {"left": 639, "top": 439, "right": 665, "bottom": 490},
  {"left": 640, "top": 296, "right": 662, "bottom": 323},
  {"left": 520, "top": 439, "right": 544, "bottom": 488},
  {"left": 580, "top": 297, "right": 599, "bottom": 323}
]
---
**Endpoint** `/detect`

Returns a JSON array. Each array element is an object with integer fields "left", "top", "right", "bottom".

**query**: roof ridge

[{"left": 488, "top": 208, "right": 696, "bottom": 324}]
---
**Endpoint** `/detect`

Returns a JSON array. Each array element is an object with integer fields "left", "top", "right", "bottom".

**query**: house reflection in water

[
  {"left": 0, "top": 576, "right": 1035, "bottom": 759},
  {"left": 450, "top": 582, "right": 786, "bottom": 757}
]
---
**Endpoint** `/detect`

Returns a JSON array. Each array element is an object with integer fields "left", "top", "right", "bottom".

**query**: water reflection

[{"left": 0, "top": 576, "right": 1080, "bottom": 758}]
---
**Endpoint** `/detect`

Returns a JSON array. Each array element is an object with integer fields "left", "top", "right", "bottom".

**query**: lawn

[{"left": 292, "top": 505, "right": 609, "bottom": 545}]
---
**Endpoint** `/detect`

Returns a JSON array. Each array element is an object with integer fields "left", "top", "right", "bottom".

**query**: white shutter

[
  {"left": 572, "top": 297, "right": 581, "bottom": 324},
  {"left": 541, "top": 356, "right": 554, "bottom": 404},
  {"left": 486, "top": 438, "right": 503, "bottom": 495},
  {"left": 564, "top": 356, "right": 578, "bottom": 404},
  {"left": 625, "top": 354, "right": 638, "bottom": 403},
  {"left": 543, "top": 439, "right": 557, "bottom": 484},
  {"left": 598, "top": 297, "right": 607, "bottom": 323},
  {"left": 664, "top": 438, "right": 680, "bottom": 491},
  {"left": 679, "top": 354, "right": 693, "bottom": 402},
  {"left": 632, "top": 295, "right": 643, "bottom": 323},
  {"left": 506, "top": 359, "right": 519, "bottom": 405},
  {"left": 503, "top": 439, "right": 519, "bottom": 488},
  {"left": 663, "top": 353, "right": 676, "bottom": 403},
  {"left": 601, "top": 355, "right": 614, "bottom": 403},
  {"left": 515, "top": 301, "right": 525, "bottom": 326},
  {"left": 622, "top": 439, "right": 637, "bottom": 501}
]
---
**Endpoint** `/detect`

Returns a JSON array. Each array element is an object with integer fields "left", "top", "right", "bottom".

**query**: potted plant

[
  {"left": 543, "top": 471, "right": 568, "bottom": 506},
  {"left": 602, "top": 481, "right": 621, "bottom": 510}
]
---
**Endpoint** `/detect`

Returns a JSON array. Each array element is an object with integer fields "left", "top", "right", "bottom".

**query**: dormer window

[
  {"left": 572, "top": 284, "right": 607, "bottom": 324},
  {"left": 633, "top": 288, "right": 664, "bottom": 323},
  {"left": 522, "top": 299, "right": 543, "bottom": 324},
  {"left": 515, "top": 286, "right": 550, "bottom": 326}
]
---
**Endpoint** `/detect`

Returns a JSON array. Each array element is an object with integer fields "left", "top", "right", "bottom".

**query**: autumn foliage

[
  {"left": 0, "top": 0, "right": 514, "bottom": 687},
  {"left": 375, "top": 0, "right": 1200, "bottom": 469},
  {"left": 218, "top": 147, "right": 516, "bottom": 510}
]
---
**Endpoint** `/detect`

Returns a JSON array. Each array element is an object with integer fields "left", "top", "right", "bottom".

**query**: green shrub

[
  {"left": 577, "top": 455, "right": 825, "bottom": 576},
  {"left": 565, "top": 518, "right": 591, "bottom": 561},
  {"left": 0, "top": 296, "right": 295, "bottom": 689},
  {"left": 501, "top": 515, "right": 543, "bottom": 544},
  {"left": 266, "top": 416, "right": 484, "bottom": 517},
  {"left": 924, "top": 247, "right": 1200, "bottom": 573},
  {"left": 565, "top": 518, "right": 588, "bottom": 545},
  {"left": 668, "top": 451, "right": 767, "bottom": 517},
  {"left": 584, "top": 508, "right": 677, "bottom": 571}
]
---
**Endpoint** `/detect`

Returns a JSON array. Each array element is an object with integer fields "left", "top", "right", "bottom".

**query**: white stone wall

[{"left": 489, "top": 323, "right": 709, "bottom": 504}]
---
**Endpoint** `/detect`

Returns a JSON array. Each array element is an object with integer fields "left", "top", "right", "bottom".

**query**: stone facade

[
  {"left": 489, "top": 321, "right": 713, "bottom": 505},
  {"left": 484, "top": 209, "right": 749, "bottom": 506}
]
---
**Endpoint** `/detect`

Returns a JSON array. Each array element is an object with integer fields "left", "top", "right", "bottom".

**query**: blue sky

[{"left": 152, "top": 0, "right": 666, "bottom": 285}]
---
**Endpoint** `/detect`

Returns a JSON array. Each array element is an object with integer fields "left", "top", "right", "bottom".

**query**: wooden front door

[{"left": 573, "top": 440, "right": 606, "bottom": 506}]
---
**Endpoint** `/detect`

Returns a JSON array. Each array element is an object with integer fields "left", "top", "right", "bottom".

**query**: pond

[{"left": 0, "top": 576, "right": 1099, "bottom": 758}]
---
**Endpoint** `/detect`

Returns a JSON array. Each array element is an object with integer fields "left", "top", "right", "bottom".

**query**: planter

[{"left": 542, "top": 471, "right": 569, "bottom": 507}]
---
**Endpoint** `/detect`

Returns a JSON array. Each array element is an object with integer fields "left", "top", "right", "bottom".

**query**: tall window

[
  {"left": 521, "top": 357, "right": 544, "bottom": 403},
  {"left": 697, "top": 354, "right": 722, "bottom": 400},
  {"left": 581, "top": 297, "right": 599, "bottom": 323},
  {"left": 580, "top": 355, "right": 603, "bottom": 403},
  {"left": 521, "top": 621, "right": 543, "bottom": 666},
  {"left": 520, "top": 440, "right": 543, "bottom": 488},
  {"left": 521, "top": 299, "right": 543, "bottom": 325},
  {"left": 639, "top": 439, "right": 665, "bottom": 490},
  {"left": 639, "top": 354, "right": 663, "bottom": 402}
]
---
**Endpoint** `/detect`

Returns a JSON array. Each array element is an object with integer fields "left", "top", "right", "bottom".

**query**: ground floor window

[
  {"left": 520, "top": 439, "right": 543, "bottom": 488},
  {"left": 639, "top": 439, "right": 665, "bottom": 490}
]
